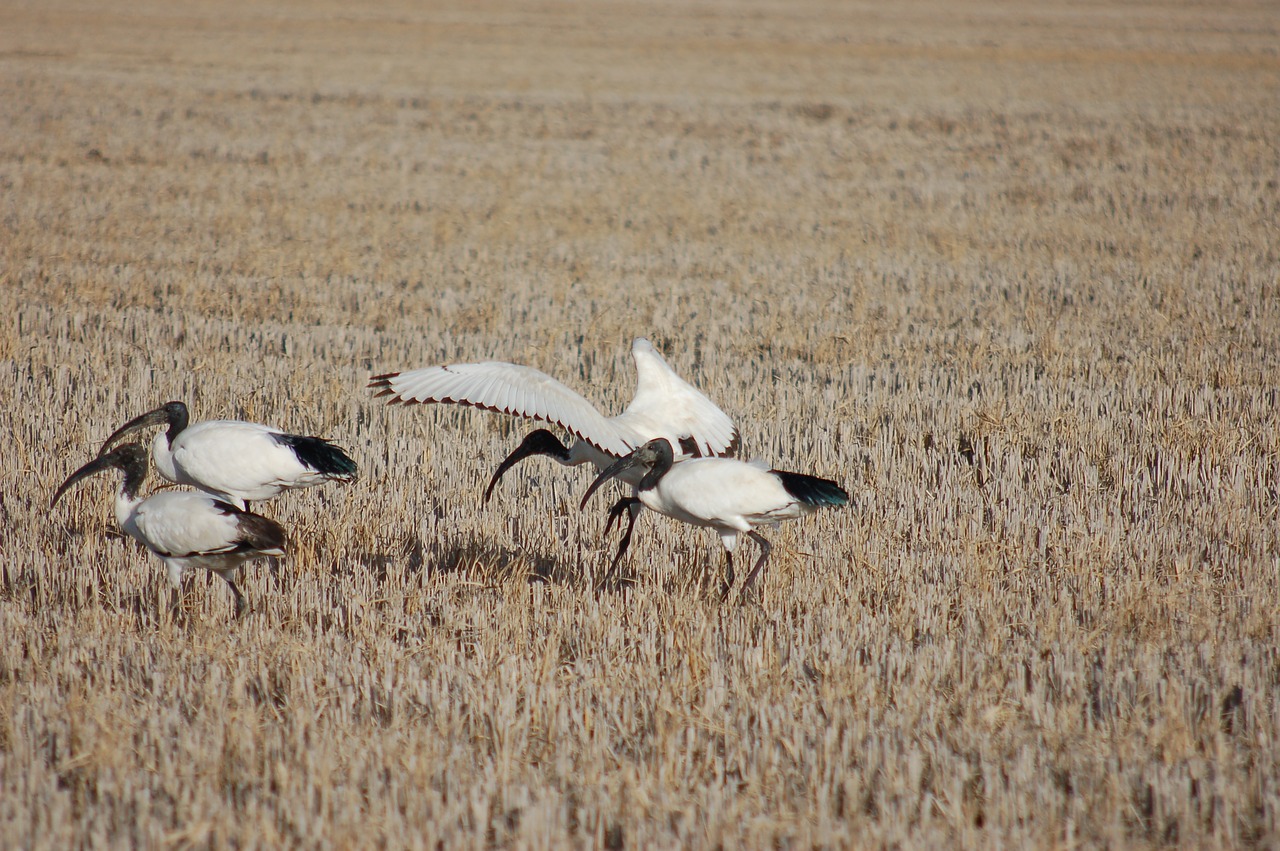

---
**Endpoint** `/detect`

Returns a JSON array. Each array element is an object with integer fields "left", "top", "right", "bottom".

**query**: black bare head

[
  {"left": 99, "top": 401, "right": 189, "bottom": 455},
  {"left": 52, "top": 443, "right": 150, "bottom": 508},
  {"left": 483, "top": 429, "right": 571, "bottom": 503},
  {"left": 579, "top": 438, "right": 674, "bottom": 510}
]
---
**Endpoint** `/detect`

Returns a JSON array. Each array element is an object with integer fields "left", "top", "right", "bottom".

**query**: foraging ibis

[
  {"left": 99, "top": 401, "right": 358, "bottom": 509},
  {"left": 370, "top": 338, "right": 740, "bottom": 561},
  {"left": 580, "top": 438, "right": 848, "bottom": 597},
  {"left": 51, "top": 443, "right": 287, "bottom": 618}
]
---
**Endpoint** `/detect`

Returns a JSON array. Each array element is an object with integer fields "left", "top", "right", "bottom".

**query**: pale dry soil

[{"left": 2, "top": 1, "right": 1279, "bottom": 847}]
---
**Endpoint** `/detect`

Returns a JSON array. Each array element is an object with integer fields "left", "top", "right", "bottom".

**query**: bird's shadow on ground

[{"left": 352, "top": 533, "right": 591, "bottom": 590}]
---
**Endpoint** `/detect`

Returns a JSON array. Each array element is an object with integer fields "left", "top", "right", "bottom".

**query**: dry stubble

[{"left": 2, "top": 0, "right": 1279, "bottom": 847}]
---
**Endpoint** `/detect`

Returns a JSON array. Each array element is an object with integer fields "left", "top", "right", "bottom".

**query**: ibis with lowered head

[
  {"left": 580, "top": 437, "right": 848, "bottom": 598},
  {"left": 99, "top": 401, "right": 358, "bottom": 509},
  {"left": 52, "top": 443, "right": 287, "bottom": 618},
  {"left": 370, "top": 338, "right": 740, "bottom": 562}
]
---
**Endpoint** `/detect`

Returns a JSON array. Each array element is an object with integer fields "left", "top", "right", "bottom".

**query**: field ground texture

[{"left": 3, "top": 0, "right": 1279, "bottom": 847}]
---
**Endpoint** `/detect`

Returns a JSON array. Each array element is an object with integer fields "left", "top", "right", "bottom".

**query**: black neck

[
  {"left": 117, "top": 449, "right": 149, "bottom": 500},
  {"left": 165, "top": 403, "right": 189, "bottom": 446}
]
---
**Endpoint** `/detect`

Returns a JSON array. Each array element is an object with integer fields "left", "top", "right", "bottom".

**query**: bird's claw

[{"left": 594, "top": 572, "right": 635, "bottom": 595}]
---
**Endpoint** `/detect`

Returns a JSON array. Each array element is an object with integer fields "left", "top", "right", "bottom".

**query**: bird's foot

[
  {"left": 164, "top": 598, "right": 192, "bottom": 630},
  {"left": 594, "top": 569, "right": 635, "bottom": 595},
  {"left": 734, "top": 584, "right": 766, "bottom": 608}
]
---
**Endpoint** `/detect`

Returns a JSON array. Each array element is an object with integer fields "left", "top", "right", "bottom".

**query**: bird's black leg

[
  {"left": 168, "top": 586, "right": 183, "bottom": 622},
  {"left": 227, "top": 579, "right": 247, "bottom": 619},
  {"left": 596, "top": 497, "right": 642, "bottom": 590},
  {"left": 738, "top": 532, "right": 773, "bottom": 599},
  {"left": 603, "top": 496, "right": 637, "bottom": 537},
  {"left": 615, "top": 498, "right": 642, "bottom": 566},
  {"left": 718, "top": 550, "right": 736, "bottom": 602},
  {"left": 604, "top": 493, "right": 640, "bottom": 560},
  {"left": 266, "top": 555, "right": 283, "bottom": 589}
]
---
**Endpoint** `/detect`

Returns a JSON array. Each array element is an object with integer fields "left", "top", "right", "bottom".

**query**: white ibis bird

[
  {"left": 51, "top": 443, "right": 287, "bottom": 618},
  {"left": 370, "top": 338, "right": 740, "bottom": 562},
  {"left": 98, "top": 401, "right": 358, "bottom": 509},
  {"left": 580, "top": 438, "right": 848, "bottom": 597}
]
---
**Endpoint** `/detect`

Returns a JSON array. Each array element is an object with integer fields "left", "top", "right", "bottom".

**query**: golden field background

[{"left": 3, "top": 0, "right": 1279, "bottom": 846}]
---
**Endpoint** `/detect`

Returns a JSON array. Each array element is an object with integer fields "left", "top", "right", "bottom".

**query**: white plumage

[
  {"left": 581, "top": 438, "right": 849, "bottom": 597},
  {"left": 99, "top": 401, "right": 358, "bottom": 509},
  {"left": 52, "top": 443, "right": 288, "bottom": 618}
]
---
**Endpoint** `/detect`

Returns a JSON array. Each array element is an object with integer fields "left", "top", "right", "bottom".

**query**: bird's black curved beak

[
  {"left": 483, "top": 429, "right": 570, "bottom": 503},
  {"left": 52, "top": 453, "right": 118, "bottom": 508},
  {"left": 52, "top": 444, "right": 148, "bottom": 508},
  {"left": 98, "top": 405, "right": 171, "bottom": 456},
  {"left": 579, "top": 452, "right": 642, "bottom": 511}
]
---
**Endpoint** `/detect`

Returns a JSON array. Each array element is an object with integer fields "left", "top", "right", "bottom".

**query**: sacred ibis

[
  {"left": 580, "top": 437, "right": 848, "bottom": 597},
  {"left": 51, "top": 443, "right": 288, "bottom": 618},
  {"left": 370, "top": 338, "right": 739, "bottom": 562},
  {"left": 99, "top": 401, "right": 358, "bottom": 509}
]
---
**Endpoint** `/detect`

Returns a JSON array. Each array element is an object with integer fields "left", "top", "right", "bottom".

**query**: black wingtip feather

[
  {"left": 772, "top": 471, "right": 849, "bottom": 507},
  {"left": 273, "top": 433, "right": 359, "bottom": 479}
]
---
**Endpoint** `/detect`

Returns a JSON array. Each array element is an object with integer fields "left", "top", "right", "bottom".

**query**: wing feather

[
  {"left": 369, "top": 362, "right": 634, "bottom": 455},
  {"left": 616, "top": 339, "right": 739, "bottom": 458}
]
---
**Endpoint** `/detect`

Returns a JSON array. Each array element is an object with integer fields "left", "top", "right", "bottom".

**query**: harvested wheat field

[{"left": 3, "top": 0, "right": 1280, "bottom": 847}]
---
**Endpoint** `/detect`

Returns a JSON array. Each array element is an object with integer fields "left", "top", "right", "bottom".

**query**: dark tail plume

[
  {"left": 227, "top": 508, "right": 288, "bottom": 555},
  {"left": 772, "top": 471, "right": 849, "bottom": 507},
  {"left": 273, "top": 434, "right": 358, "bottom": 480}
]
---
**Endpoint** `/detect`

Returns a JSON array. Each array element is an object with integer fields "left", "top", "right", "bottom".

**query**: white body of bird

[
  {"left": 53, "top": 444, "right": 288, "bottom": 617},
  {"left": 118, "top": 489, "right": 284, "bottom": 592},
  {"left": 581, "top": 438, "right": 848, "bottom": 596},
  {"left": 100, "top": 401, "right": 358, "bottom": 509},
  {"left": 625, "top": 457, "right": 821, "bottom": 551}
]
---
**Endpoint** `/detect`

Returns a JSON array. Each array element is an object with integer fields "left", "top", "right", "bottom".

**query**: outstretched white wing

[
  {"left": 370, "top": 338, "right": 740, "bottom": 460},
  {"left": 371, "top": 361, "right": 636, "bottom": 456}
]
